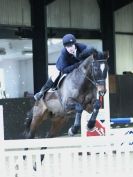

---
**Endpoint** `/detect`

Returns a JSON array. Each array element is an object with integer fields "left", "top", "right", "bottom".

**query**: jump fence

[
  {"left": 2, "top": 136, "right": 133, "bottom": 177},
  {"left": 0, "top": 92, "right": 133, "bottom": 177}
]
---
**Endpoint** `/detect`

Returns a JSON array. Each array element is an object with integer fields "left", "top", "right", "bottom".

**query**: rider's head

[
  {"left": 63, "top": 34, "right": 76, "bottom": 47},
  {"left": 62, "top": 34, "right": 76, "bottom": 55}
]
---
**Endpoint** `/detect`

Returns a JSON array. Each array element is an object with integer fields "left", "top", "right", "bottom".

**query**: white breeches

[{"left": 50, "top": 70, "right": 59, "bottom": 82}]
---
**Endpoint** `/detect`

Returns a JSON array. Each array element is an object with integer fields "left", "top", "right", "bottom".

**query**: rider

[{"left": 34, "top": 34, "right": 104, "bottom": 101}]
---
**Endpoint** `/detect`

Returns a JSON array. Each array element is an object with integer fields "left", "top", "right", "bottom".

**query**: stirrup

[
  {"left": 34, "top": 92, "right": 43, "bottom": 101},
  {"left": 51, "top": 87, "right": 57, "bottom": 91}
]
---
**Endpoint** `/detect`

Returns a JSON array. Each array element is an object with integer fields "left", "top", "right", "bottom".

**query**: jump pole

[{"left": 110, "top": 117, "right": 133, "bottom": 124}]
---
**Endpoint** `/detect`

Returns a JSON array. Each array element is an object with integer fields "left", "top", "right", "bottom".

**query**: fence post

[{"left": 0, "top": 105, "right": 5, "bottom": 176}]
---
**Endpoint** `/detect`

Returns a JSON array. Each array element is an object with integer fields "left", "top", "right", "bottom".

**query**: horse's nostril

[
  {"left": 99, "top": 91, "right": 105, "bottom": 96},
  {"left": 97, "top": 85, "right": 105, "bottom": 92}
]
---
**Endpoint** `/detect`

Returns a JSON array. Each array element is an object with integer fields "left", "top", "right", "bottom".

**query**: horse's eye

[{"left": 94, "top": 67, "right": 98, "bottom": 72}]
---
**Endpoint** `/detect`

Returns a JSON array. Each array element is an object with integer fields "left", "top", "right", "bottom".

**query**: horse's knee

[
  {"left": 87, "top": 101, "right": 100, "bottom": 130},
  {"left": 75, "top": 103, "right": 83, "bottom": 113},
  {"left": 93, "top": 99, "right": 101, "bottom": 110}
]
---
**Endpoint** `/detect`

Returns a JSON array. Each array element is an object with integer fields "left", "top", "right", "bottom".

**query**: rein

[
  {"left": 78, "top": 61, "right": 97, "bottom": 87},
  {"left": 84, "top": 73, "right": 97, "bottom": 87}
]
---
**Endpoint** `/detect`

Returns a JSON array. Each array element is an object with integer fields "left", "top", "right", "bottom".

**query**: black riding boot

[{"left": 34, "top": 78, "right": 54, "bottom": 101}]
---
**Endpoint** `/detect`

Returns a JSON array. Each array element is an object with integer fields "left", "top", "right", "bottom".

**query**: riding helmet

[{"left": 62, "top": 34, "right": 76, "bottom": 47}]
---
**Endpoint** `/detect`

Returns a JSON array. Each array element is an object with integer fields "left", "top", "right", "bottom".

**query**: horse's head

[
  {"left": 92, "top": 58, "right": 108, "bottom": 95},
  {"left": 80, "top": 53, "right": 109, "bottom": 95}
]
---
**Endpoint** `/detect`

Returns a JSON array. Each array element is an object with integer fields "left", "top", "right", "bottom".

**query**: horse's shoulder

[{"left": 45, "top": 91, "right": 58, "bottom": 100}]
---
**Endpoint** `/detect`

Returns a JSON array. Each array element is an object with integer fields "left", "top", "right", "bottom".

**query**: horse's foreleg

[
  {"left": 68, "top": 103, "right": 83, "bottom": 136},
  {"left": 87, "top": 99, "right": 101, "bottom": 129},
  {"left": 68, "top": 112, "right": 82, "bottom": 136}
]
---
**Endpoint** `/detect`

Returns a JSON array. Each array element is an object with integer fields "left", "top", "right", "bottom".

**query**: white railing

[{"left": 3, "top": 136, "right": 133, "bottom": 177}]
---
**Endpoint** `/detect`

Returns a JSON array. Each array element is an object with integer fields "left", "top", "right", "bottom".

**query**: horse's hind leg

[
  {"left": 46, "top": 116, "right": 68, "bottom": 138},
  {"left": 24, "top": 100, "right": 48, "bottom": 139},
  {"left": 27, "top": 115, "right": 44, "bottom": 138},
  {"left": 29, "top": 108, "right": 49, "bottom": 138},
  {"left": 23, "top": 109, "right": 33, "bottom": 138}
]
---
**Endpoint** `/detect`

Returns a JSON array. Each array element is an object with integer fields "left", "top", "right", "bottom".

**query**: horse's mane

[
  {"left": 79, "top": 55, "right": 94, "bottom": 67},
  {"left": 66, "top": 55, "right": 94, "bottom": 81}
]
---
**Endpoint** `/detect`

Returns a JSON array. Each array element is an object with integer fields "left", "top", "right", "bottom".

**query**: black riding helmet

[{"left": 62, "top": 34, "right": 76, "bottom": 47}]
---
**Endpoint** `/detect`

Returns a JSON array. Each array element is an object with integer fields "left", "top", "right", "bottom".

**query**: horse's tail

[{"left": 23, "top": 108, "right": 33, "bottom": 138}]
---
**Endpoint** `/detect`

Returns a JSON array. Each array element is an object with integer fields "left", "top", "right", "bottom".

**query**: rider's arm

[
  {"left": 78, "top": 47, "right": 97, "bottom": 60},
  {"left": 76, "top": 43, "right": 98, "bottom": 60},
  {"left": 56, "top": 49, "right": 80, "bottom": 74},
  {"left": 61, "top": 62, "right": 80, "bottom": 74}
]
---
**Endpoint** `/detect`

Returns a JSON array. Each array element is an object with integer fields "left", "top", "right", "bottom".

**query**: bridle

[{"left": 80, "top": 59, "right": 108, "bottom": 88}]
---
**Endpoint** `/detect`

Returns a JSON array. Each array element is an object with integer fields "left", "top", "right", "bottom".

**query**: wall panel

[
  {"left": 47, "top": 0, "right": 100, "bottom": 29},
  {"left": 115, "top": 2, "right": 133, "bottom": 33},
  {"left": 47, "top": 0, "right": 70, "bottom": 27},
  {"left": 0, "top": 0, "right": 100, "bottom": 28},
  {"left": 115, "top": 2, "right": 133, "bottom": 74},
  {"left": 115, "top": 35, "right": 133, "bottom": 74},
  {"left": 70, "top": 0, "right": 100, "bottom": 29},
  {"left": 0, "top": 0, "right": 31, "bottom": 26}
]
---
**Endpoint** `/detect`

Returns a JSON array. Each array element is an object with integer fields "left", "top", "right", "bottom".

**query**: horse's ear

[
  {"left": 88, "top": 54, "right": 94, "bottom": 61},
  {"left": 80, "top": 55, "right": 93, "bottom": 73},
  {"left": 103, "top": 50, "right": 109, "bottom": 60}
]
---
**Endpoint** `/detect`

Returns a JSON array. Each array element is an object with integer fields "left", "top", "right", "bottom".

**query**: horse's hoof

[
  {"left": 68, "top": 127, "right": 74, "bottom": 136},
  {"left": 87, "top": 120, "right": 96, "bottom": 129},
  {"left": 68, "top": 126, "right": 80, "bottom": 136}
]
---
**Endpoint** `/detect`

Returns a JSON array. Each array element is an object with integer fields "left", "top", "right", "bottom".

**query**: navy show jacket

[{"left": 56, "top": 43, "right": 96, "bottom": 74}]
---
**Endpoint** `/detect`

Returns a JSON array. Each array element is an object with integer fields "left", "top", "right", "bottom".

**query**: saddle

[
  {"left": 51, "top": 72, "right": 67, "bottom": 91},
  {"left": 57, "top": 74, "right": 67, "bottom": 89}
]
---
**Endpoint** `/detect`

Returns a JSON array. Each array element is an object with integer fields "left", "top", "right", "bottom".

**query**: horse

[{"left": 23, "top": 53, "right": 109, "bottom": 139}]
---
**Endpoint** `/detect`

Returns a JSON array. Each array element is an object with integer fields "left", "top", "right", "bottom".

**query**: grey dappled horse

[{"left": 24, "top": 54, "right": 109, "bottom": 139}]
